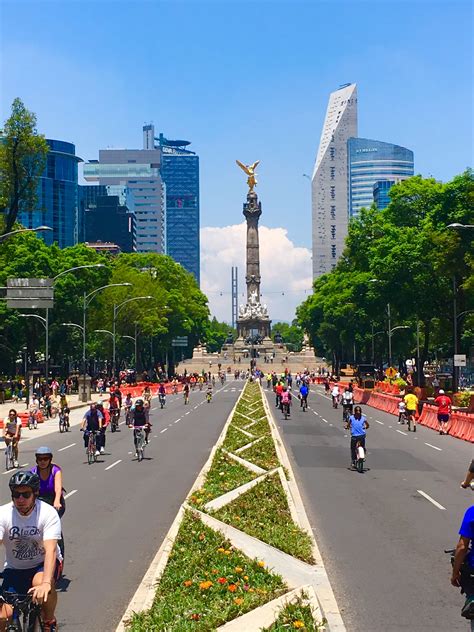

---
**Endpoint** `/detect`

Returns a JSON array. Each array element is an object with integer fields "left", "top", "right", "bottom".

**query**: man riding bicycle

[
  {"left": 280, "top": 387, "right": 291, "bottom": 417},
  {"left": 341, "top": 387, "right": 354, "bottom": 420},
  {"left": 158, "top": 383, "right": 166, "bottom": 408},
  {"left": 331, "top": 385, "right": 340, "bottom": 408},
  {"left": 183, "top": 382, "right": 190, "bottom": 405},
  {"left": 80, "top": 403, "right": 103, "bottom": 456},
  {"left": 3, "top": 410, "right": 21, "bottom": 469},
  {"left": 129, "top": 399, "right": 151, "bottom": 450},
  {"left": 345, "top": 406, "right": 369, "bottom": 468},
  {"left": 0, "top": 471, "right": 62, "bottom": 632},
  {"left": 299, "top": 382, "right": 309, "bottom": 409},
  {"left": 108, "top": 391, "right": 121, "bottom": 429}
]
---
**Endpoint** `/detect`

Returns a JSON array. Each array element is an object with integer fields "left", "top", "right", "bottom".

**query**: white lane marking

[
  {"left": 322, "top": 418, "right": 328, "bottom": 423},
  {"left": 396, "top": 429, "right": 408, "bottom": 436},
  {"left": 388, "top": 425, "right": 393, "bottom": 429},
  {"left": 417, "top": 489, "right": 446, "bottom": 510},
  {"left": 185, "top": 411, "right": 190, "bottom": 415},
  {"left": 119, "top": 421, "right": 126, "bottom": 425},
  {"left": 425, "top": 442, "right": 442, "bottom": 452},
  {"left": 174, "top": 419, "right": 180, "bottom": 424},
  {"left": 105, "top": 459, "right": 122, "bottom": 471},
  {"left": 58, "top": 443, "right": 76, "bottom": 452},
  {"left": 20, "top": 463, "right": 28, "bottom": 468},
  {"left": 153, "top": 435, "right": 157, "bottom": 438},
  {"left": 375, "top": 420, "right": 384, "bottom": 425},
  {"left": 64, "top": 489, "right": 77, "bottom": 499},
  {"left": 160, "top": 428, "right": 167, "bottom": 434},
  {"left": 128, "top": 451, "right": 133, "bottom": 455},
  {"left": 329, "top": 423, "right": 333, "bottom": 427}
]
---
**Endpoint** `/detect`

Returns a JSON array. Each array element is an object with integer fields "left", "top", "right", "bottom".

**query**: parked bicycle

[{"left": 0, "top": 590, "right": 44, "bottom": 632}]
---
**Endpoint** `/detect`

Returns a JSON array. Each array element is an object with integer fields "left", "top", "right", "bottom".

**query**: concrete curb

[
  {"left": 234, "top": 435, "right": 265, "bottom": 454},
  {"left": 203, "top": 468, "right": 279, "bottom": 512},
  {"left": 217, "top": 584, "right": 324, "bottom": 631},
  {"left": 223, "top": 449, "right": 267, "bottom": 475}
]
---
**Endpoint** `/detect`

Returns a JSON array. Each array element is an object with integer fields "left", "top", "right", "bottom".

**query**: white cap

[{"left": 438, "top": 389, "right": 444, "bottom": 394}]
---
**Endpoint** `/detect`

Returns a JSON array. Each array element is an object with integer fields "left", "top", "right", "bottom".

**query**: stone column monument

[{"left": 232, "top": 160, "right": 274, "bottom": 360}]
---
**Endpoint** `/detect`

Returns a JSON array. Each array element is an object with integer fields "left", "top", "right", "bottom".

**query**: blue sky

[{"left": 1, "top": 0, "right": 472, "bottom": 254}]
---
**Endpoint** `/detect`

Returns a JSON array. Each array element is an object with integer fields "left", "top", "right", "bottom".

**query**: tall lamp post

[
  {"left": 112, "top": 296, "right": 155, "bottom": 379},
  {"left": 81, "top": 283, "right": 132, "bottom": 401},
  {"left": 0, "top": 226, "right": 52, "bottom": 243},
  {"left": 18, "top": 314, "right": 47, "bottom": 387},
  {"left": 447, "top": 223, "right": 474, "bottom": 391}
]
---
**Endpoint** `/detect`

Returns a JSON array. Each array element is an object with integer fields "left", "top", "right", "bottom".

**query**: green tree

[
  {"left": 0, "top": 98, "right": 49, "bottom": 234},
  {"left": 203, "top": 318, "right": 235, "bottom": 353},
  {"left": 271, "top": 321, "right": 304, "bottom": 351}
]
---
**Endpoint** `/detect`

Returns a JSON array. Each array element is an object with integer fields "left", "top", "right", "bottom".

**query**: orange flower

[
  {"left": 211, "top": 569, "right": 219, "bottom": 574},
  {"left": 199, "top": 580, "right": 213, "bottom": 590},
  {"left": 190, "top": 613, "right": 200, "bottom": 620},
  {"left": 257, "top": 560, "right": 265, "bottom": 567},
  {"left": 228, "top": 584, "right": 237, "bottom": 592},
  {"left": 199, "top": 533, "right": 205, "bottom": 541},
  {"left": 224, "top": 550, "right": 231, "bottom": 555},
  {"left": 217, "top": 577, "right": 227, "bottom": 584},
  {"left": 183, "top": 580, "right": 193, "bottom": 587},
  {"left": 293, "top": 622, "right": 305, "bottom": 629},
  {"left": 235, "top": 567, "right": 243, "bottom": 573},
  {"left": 234, "top": 597, "right": 244, "bottom": 605},
  {"left": 243, "top": 575, "right": 249, "bottom": 581}
]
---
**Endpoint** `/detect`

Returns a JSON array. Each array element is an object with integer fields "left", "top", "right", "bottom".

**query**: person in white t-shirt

[
  {"left": 0, "top": 471, "right": 62, "bottom": 632},
  {"left": 331, "top": 385, "right": 340, "bottom": 408}
]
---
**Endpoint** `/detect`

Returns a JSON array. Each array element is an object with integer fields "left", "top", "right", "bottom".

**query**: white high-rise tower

[{"left": 311, "top": 84, "right": 358, "bottom": 278}]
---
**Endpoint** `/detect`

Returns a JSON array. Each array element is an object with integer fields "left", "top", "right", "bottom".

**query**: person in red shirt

[
  {"left": 275, "top": 381, "right": 284, "bottom": 408},
  {"left": 434, "top": 389, "right": 452, "bottom": 435}
]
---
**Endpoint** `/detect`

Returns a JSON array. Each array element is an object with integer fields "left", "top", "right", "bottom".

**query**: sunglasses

[
  {"left": 36, "top": 456, "right": 51, "bottom": 462},
  {"left": 12, "top": 491, "right": 33, "bottom": 499}
]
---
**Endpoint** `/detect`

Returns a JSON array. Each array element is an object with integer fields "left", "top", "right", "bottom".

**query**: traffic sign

[
  {"left": 6, "top": 278, "right": 54, "bottom": 309},
  {"left": 172, "top": 336, "right": 188, "bottom": 347},
  {"left": 385, "top": 367, "right": 397, "bottom": 378},
  {"left": 454, "top": 354, "right": 467, "bottom": 367}
]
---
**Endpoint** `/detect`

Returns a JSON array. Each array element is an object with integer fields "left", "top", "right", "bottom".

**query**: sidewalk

[{"left": 0, "top": 391, "right": 108, "bottom": 421}]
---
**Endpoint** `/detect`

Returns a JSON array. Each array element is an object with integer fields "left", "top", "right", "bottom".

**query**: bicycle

[
  {"left": 133, "top": 426, "right": 146, "bottom": 462},
  {"left": 86, "top": 430, "right": 99, "bottom": 465},
  {"left": 124, "top": 406, "right": 132, "bottom": 425},
  {"left": 4, "top": 442, "right": 15, "bottom": 471},
  {"left": 354, "top": 439, "right": 365, "bottom": 473},
  {"left": 58, "top": 411, "right": 69, "bottom": 433},
  {"left": 282, "top": 401, "right": 291, "bottom": 420},
  {"left": 27, "top": 413, "right": 38, "bottom": 431},
  {"left": 206, "top": 392, "right": 212, "bottom": 403},
  {"left": 0, "top": 590, "right": 44, "bottom": 632},
  {"left": 184, "top": 391, "right": 189, "bottom": 405},
  {"left": 342, "top": 405, "right": 352, "bottom": 424},
  {"left": 300, "top": 396, "right": 307, "bottom": 412},
  {"left": 159, "top": 394, "right": 166, "bottom": 409},
  {"left": 110, "top": 409, "right": 120, "bottom": 433}
]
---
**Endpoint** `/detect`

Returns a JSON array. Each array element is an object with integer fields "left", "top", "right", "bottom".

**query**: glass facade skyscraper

[
  {"left": 18, "top": 139, "right": 82, "bottom": 248},
  {"left": 348, "top": 138, "right": 414, "bottom": 217}
]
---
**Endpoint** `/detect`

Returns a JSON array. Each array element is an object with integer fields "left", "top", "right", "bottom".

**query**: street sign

[
  {"left": 172, "top": 336, "right": 188, "bottom": 347},
  {"left": 6, "top": 278, "right": 54, "bottom": 309},
  {"left": 385, "top": 367, "right": 397, "bottom": 378},
  {"left": 454, "top": 354, "right": 467, "bottom": 367}
]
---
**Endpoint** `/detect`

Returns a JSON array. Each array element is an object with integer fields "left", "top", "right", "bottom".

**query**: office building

[
  {"left": 83, "top": 148, "right": 165, "bottom": 253},
  {"left": 348, "top": 138, "right": 414, "bottom": 217},
  {"left": 18, "top": 139, "right": 82, "bottom": 248},
  {"left": 311, "top": 84, "right": 358, "bottom": 278},
  {"left": 156, "top": 132, "right": 200, "bottom": 283},
  {"left": 78, "top": 184, "right": 107, "bottom": 242},
  {"left": 373, "top": 179, "right": 403, "bottom": 210},
  {"left": 84, "top": 195, "right": 136, "bottom": 252}
]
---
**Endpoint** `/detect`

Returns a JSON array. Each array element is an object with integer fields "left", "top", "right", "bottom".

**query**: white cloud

[{"left": 200, "top": 223, "right": 313, "bottom": 324}]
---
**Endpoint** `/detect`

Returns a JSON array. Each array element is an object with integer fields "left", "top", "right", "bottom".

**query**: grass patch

[
  {"left": 246, "top": 415, "right": 271, "bottom": 438},
  {"left": 232, "top": 411, "right": 255, "bottom": 429},
  {"left": 222, "top": 424, "right": 256, "bottom": 452},
  {"left": 261, "top": 592, "right": 325, "bottom": 631},
  {"left": 188, "top": 448, "right": 258, "bottom": 508},
  {"left": 212, "top": 473, "right": 314, "bottom": 563},
  {"left": 239, "top": 435, "right": 280, "bottom": 471},
  {"left": 127, "top": 511, "right": 287, "bottom": 631}
]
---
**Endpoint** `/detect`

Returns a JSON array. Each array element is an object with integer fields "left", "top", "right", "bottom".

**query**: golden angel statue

[{"left": 236, "top": 159, "right": 260, "bottom": 192}]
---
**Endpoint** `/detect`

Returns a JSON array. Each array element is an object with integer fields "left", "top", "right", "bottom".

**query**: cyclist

[
  {"left": 3, "top": 409, "right": 21, "bottom": 468},
  {"left": 129, "top": 399, "right": 151, "bottom": 449},
  {"left": 158, "top": 383, "right": 166, "bottom": 408},
  {"left": 434, "top": 389, "right": 452, "bottom": 435},
  {"left": 58, "top": 394, "right": 70, "bottom": 431},
  {"left": 183, "top": 382, "right": 190, "bottom": 405},
  {"left": 397, "top": 398, "right": 407, "bottom": 424},
  {"left": 331, "top": 384, "right": 340, "bottom": 408},
  {"left": 80, "top": 403, "right": 103, "bottom": 456},
  {"left": 0, "top": 471, "right": 62, "bottom": 632},
  {"left": 345, "top": 406, "right": 369, "bottom": 468},
  {"left": 275, "top": 381, "right": 284, "bottom": 408},
  {"left": 403, "top": 390, "right": 419, "bottom": 431},
  {"left": 108, "top": 391, "right": 121, "bottom": 428},
  {"left": 299, "top": 382, "right": 309, "bottom": 410},
  {"left": 206, "top": 383, "right": 213, "bottom": 403},
  {"left": 341, "top": 387, "right": 354, "bottom": 421},
  {"left": 451, "top": 504, "right": 474, "bottom": 620},
  {"left": 124, "top": 392, "right": 133, "bottom": 423},
  {"left": 31, "top": 448, "right": 64, "bottom": 517},
  {"left": 280, "top": 387, "right": 291, "bottom": 417}
]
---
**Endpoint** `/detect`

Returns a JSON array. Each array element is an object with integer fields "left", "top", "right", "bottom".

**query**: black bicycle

[
  {"left": 58, "top": 411, "right": 69, "bottom": 433},
  {"left": 110, "top": 409, "right": 120, "bottom": 433},
  {"left": 0, "top": 590, "right": 44, "bottom": 631}
]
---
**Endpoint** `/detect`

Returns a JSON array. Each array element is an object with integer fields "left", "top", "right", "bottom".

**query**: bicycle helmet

[
  {"left": 135, "top": 399, "right": 144, "bottom": 406},
  {"left": 35, "top": 446, "right": 53, "bottom": 457},
  {"left": 439, "top": 389, "right": 445, "bottom": 394},
  {"left": 9, "top": 470, "right": 40, "bottom": 493}
]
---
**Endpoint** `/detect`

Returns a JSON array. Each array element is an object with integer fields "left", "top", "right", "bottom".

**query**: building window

[
  {"left": 331, "top": 245, "right": 337, "bottom": 259},
  {"left": 330, "top": 167, "right": 336, "bottom": 180},
  {"left": 330, "top": 186, "right": 335, "bottom": 199},
  {"left": 330, "top": 147, "right": 335, "bottom": 160},
  {"left": 331, "top": 225, "right": 336, "bottom": 239},
  {"left": 330, "top": 205, "right": 336, "bottom": 220}
]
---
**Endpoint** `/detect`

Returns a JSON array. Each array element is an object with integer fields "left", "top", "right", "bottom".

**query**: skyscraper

[
  {"left": 348, "top": 138, "right": 414, "bottom": 216},
  {"left": 311, "top": 84, "right": 358, "bottom": 278},
  {"left": 18, "top": 139, "right": 82, "bottom": 248},
  {"left": 157, "top": 132, "right": 200, "bottom": 284},
  {"left": 83, "top": 148, "right": 165, "bottom": 253},
  {"left": 84, "top": 195, "right": 136, "bottom": 252}
]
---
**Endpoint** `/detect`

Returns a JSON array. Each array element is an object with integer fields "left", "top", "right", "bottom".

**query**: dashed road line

[
  {"left": 105, "top": 459, "right": 122, "bottom": 471},
  {"left": 322, "top": 418, "right": 328, "bottom": 423},
  {"left": 185, "top": 411, "right": 190, "bottom": 415},
  {"left": 425, "top": 442, "right": 442, "bottom": 451},
  {"left": 417, "top": 489, "right": 446, "bottom": 510},
  {"left": 58, "top": 443, "right": 76, "bottom": 452},
  {"left": 375, "top": 420, "right": 384, "bottom": 425},
  {"left": 396, "top": 429, "right": 408, "bottom": 436},
  {"left": 160, "top": 428, "right": 167, "bottom": 434},
  {"left": 64, "top": 489, "right": 77, "bottom": 499},
  {"left": 174, "top": 419, "right": 180, "bottom": 424}
]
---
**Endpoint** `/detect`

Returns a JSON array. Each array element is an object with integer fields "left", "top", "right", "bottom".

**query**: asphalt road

[
  {"left": 0, "top": 380, "right": 243, "bottom": 631},
  {"left": 263, "top": 384, "right": 474, "bottom": 632}
]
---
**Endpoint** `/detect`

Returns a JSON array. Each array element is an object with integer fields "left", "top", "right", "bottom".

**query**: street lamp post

[
  {"left": 18, "top": 314, "right": 47, "bottom": 386},
  {"left": 0, "top": 226, "right": 52, "bottom": 243},
  {"left": 112, "top": 296, "right": 155, "bottom": 379},
  {"left": 81, "top": 283, "right": 132, "bottom": 401}
]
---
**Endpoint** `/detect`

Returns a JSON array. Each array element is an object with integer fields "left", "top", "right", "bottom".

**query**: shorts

[
  {"left": 2, "top": 560, "right": 62, "bottom": 595},
  {"left": 406, "top": 409, "right": 416, "bottom": 417},
  {"left": 437, "top": 413, "right": 449, "bottom": 423}
]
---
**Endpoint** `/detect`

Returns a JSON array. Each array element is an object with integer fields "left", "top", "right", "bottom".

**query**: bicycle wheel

[
  {"left": 26, "top": 605, "right": 45, "bottom": 632},
  {"left": 87, "top": 438, "right": 95, "bottom": 465},
  {"left": 357, "top": 457, "right": 364, "bottom": 473},
  {"left": 59, "top": 418, "right": 64, "bottom": 433}
]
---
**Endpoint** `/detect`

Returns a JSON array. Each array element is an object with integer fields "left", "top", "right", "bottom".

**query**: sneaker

[
  {"left": 100, "top": 447, "right": 105, "bottom": 454},
  {"left": 14, "top": 461, "right": 19, "bottom": 468},
  {"left": 413, "top": 426, "right": 416, "bottom": 432},
  {"left": 44, "top": 618, "right": 57, "bottom": 632},
  {"left": 95, "top": 450, "right": 100, "bottom": 456}
]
